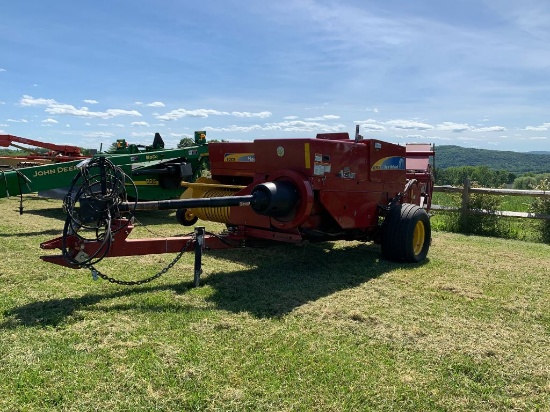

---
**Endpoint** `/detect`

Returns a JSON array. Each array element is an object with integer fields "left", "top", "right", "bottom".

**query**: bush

[
  {"left": 461, "top": 190, "right": 503, "bottom": 237},
  {"left": 513, "top": 173, "right": 550, "bottom": 190},
  {"left": 531, "top": 179, "right": 550, "bottom": 243}
]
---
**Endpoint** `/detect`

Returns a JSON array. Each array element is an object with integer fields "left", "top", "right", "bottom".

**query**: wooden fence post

[{"left": 460, "top": 178, "right": 470, "bottom": 231}]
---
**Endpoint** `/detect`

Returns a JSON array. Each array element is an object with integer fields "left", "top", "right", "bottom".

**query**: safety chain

[{"left": 85, "top": 237, "right": 195, "bottom": 286}]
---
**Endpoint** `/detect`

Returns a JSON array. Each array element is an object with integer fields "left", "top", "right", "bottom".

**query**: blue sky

[{"left": 1, "top": 0, "right": 549, "bottom": 152}]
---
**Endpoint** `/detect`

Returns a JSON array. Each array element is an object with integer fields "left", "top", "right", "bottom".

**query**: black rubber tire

[
  {"left": 176, "top": 208, "right": 198, "bottom": 226},
  {"left": 381, "top": 203, "right": 431, "bottom": 263}
]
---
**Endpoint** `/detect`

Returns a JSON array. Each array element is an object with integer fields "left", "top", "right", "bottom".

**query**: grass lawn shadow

[
  {"left": 1, "top": 241, "right": 426, "bottom": 327},
  {"left": 1, "top": 229, "right": 65, "bottom": 237},
  {"left": 0, "top": 281, "right": 194, "bottom": 329},
  {"left": 202, "top": 242, "right": 423, "bottom": 318}
]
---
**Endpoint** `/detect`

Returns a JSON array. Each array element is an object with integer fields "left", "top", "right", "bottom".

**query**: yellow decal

[
  {"left": 304, "top": 143, "right": 311, "bottom": 169},
  {"left": 131, "top": 179, "right": 159, "bottom": 186},
  {"left": 224, "top": 153, "right": 255, "bottom": 162},
  {"left": 32, "top": 165, "right": 77, "bottom": 178}
]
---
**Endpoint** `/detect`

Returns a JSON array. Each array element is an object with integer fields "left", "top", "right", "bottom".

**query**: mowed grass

[{"left": 1, "top": 195, "right": 549, "bottom": 411}]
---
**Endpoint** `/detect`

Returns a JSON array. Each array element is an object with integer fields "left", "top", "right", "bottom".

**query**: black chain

[{"left": 85, "top": 237, "right": 195, "bottom": 286}]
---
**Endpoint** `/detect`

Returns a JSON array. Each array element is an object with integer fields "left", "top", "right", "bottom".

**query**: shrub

[
  {"left": 461, "top": 189, "right": 503, "bottom": 237},
  {"left": 531, "top": 178, "right": 550, "bottom": 243}
]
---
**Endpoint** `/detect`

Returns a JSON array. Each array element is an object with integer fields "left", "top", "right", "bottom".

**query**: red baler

[{"left": 40, "top": 130, "right": 435, "bottom": 285}]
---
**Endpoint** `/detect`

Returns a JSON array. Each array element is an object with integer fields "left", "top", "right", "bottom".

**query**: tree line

[
  {"left": 435, "top": 166, "right": 515, "bottom": 188},
  {"left": 436, "top": 145, "right": 550, "bottom": 175},
  {"left": 435, "top": 165, "right": 550, "bottom": 190}
]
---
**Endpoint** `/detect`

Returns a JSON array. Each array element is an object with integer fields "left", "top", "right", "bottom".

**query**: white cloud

[
  {"left": 47, "top": 105, "right": 141, "bottom": 119},
  {"left": 0, "top": 68, "right": 6, "bottom": 72},
  {"left": 360, "top": 123, "right": 386, "bottom": 132},
  {"left": 386, "top": 120, "right": 434, "bottom": 131},
  {"left": 156, "top": 107, "right": 273, "bottom": 121},
  {"left": 147, "top": 101, "right": 165, "bottom": 108},
  {"left": 525, "top": 123, "right": 550, "bottom": 131},
  {"left": 356, "top": 118, "right": 436, "bottom": 132},
  {"left": 305, "top": 104, "right": 330, "bottom": 110},
  {"left": 83, "top": 99, "right": 99, "bottom": 104},
  {"left": 156, "top": 108, "right": 229, "bottom": 121},
  {"left": 473, "top": 126, "right": 506, "bottom": 132},
  {"left": 363, "top": 108, "right": 379, "bottom": 113},
  {"left": 425, "top": 135, "right": 451, "bottom": 141},
  {"left": 131, "top": 121, "right": 150, "bottom": 127},
  {"left": 7, "top": 118, "right": 28, "bottom": 123},
  {"left": 205, "top": 125, "right": 264, "bottom": 133},
  {"left": 402, "top": 134, "right": 426, "bottom": 139},
  {"left": 85, "top": 132, "right": 116, "bottom": 138},
  {"left": 457, "top": 136, "right": 483, "bottom": 141},
  {"left": 304, "top": 114, "right": 340, "bottom": 121},
  {"left": 130, "top": 132, "right": 156, "bottom": 138},
  {"left": 529, "top": 136, "right": 547, "bottom": 140},
  {"left": 205, "top": 120, "right": 346, "bottom": 133},
  {"left": 267, "top": 120, "right": 346, "bottom": 133},
  {"left": 20, "top": 95, "right": 56, "bottom": 106},
  {"left": 283, "top": 116, "right": 299, "bottom": 120},
  {"left": 437, "top": 122, "right": 472, "bottom": 132},
  {"left": 231, "top": 111, "right": 272, "bottom": 118},
  {"left": 20, "top": 95, "right": 142, "bottom": 119},
  {"left": 42, "top": 118, "right": 58, "bottom": 124}
]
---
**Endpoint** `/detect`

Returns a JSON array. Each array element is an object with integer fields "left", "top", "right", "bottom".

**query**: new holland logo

[{"left": 371, "top": 156, "right": 405, "bottom": 171}]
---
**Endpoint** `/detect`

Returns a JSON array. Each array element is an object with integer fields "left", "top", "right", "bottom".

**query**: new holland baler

[{"left": 40, "top": 129, "right": 435, "bottom": 285}]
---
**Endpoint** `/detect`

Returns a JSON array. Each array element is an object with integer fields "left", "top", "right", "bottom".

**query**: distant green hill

[{"left": 435, "top": 145, "right": 550, "bottom": 174}]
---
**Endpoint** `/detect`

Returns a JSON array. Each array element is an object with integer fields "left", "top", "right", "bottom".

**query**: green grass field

[
  {"left": 432, "top": 192, "right": 536, "bottom": 213},
  {"left": 1, "top": 195, "right": 549, "bottom": 411}
]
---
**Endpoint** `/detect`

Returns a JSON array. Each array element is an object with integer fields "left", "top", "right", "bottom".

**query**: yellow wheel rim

[{"left": 412, "top": 220, "right": 425, "bottom": 256}]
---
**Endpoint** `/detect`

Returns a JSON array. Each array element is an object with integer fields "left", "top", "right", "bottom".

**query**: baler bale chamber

[
  {"left": 178, "top": 132, "right": 434, "bottom": 257},
  {"left": 40, "top": 130, "right": 435, "bottom": 285}
]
